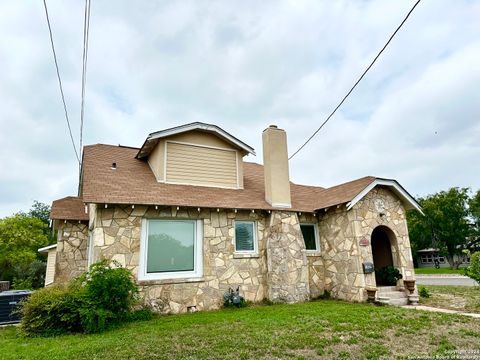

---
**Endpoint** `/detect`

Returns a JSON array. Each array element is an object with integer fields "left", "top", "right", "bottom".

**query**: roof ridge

[{"left": 84, "top": 143, "right": 140, "bottom": 150}]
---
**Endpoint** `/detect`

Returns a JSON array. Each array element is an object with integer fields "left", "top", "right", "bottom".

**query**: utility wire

[
  {"left": 289, "top": 0, "right": 422, "bottom": 160},
  {"left": 42, "top": 0, "right": 81, "bottom": 164},
  {"left": 79, "top": 0, "right": 91, "bottom": 162}
]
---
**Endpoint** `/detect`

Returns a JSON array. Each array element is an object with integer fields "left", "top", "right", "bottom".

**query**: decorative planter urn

[
  {"left": 365, "top": 287, "right": 377, "bottom": 302},
  {"left": 403, "top": 279, "right": 416, "bottom": 294},
  {"left": 403, "top": 279, "right": 419, "bottom": 305}
]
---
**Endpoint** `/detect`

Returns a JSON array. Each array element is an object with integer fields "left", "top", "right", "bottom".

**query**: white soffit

[{"left": 346, "top": 178, "right": 423, "bottom": 214}]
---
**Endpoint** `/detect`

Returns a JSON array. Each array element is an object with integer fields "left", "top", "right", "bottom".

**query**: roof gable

[
  {"left": 345, "top": 178, "right": 423, "bottom": 214},
  {"left": 136, "top": 122, "right": 255, "bottom": 159}
]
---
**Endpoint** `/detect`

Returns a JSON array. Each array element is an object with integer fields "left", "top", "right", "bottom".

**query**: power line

[
  {"left": 79, "top": 0, "right": 92, "bottom": 162},
  {"left": 42, "top": 0, "right": 81, "bottom": 164},
  {"left": 289, "top": 0, "right": 422, "bottom": 160}
]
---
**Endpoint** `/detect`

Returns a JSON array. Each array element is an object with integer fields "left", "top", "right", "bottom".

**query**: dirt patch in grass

[{"left": 419, "top": 285, "right": 480, "bottom": 313}]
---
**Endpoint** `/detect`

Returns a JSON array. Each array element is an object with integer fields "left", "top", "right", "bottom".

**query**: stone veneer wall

[
  {"left": 265, "top": 211, "right": 310, "bottom": 303},
  {"left": 298, "top": 213, "right": 324, "bottom": 299},
  {"left": 319, "top": 206, "right": 363, "bottom": 301},
  {"left": 351, "top": 187, "right": 415, "bottom": 285},
  {"left": 55, "top": 221, "right": 89, "bottom": 284},
  {"left": 90, "top": 205, "right": 269, "bottom": 313},
  {"left": 319, "top": 186, "right": 415, "bottom": 302},
  {"left": 53, "top": 186, "right": 414, "bottom": 311}
]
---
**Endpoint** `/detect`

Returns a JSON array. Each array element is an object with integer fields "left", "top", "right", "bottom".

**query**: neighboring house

[
  {"left": 416, "top": 248, "right": 470, "bottom": 268},
  {"left": 44, "top": 123, "right": 422, "bottom": 313},
  {"left": 38, "top": 244, "right": 58, "bottom": 286}
]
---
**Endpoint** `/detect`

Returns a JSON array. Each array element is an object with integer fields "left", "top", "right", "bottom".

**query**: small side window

[
  {"left": 234, "top": 221, "right": 257, "bottom": 253},
  {"left": 300, "top": 224, "right": 319, "bottom": 252}
]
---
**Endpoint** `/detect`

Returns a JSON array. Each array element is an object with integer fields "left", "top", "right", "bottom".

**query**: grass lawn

[
  {"left": 415, "top": 268, "right": 464, "bottom": 275},
  {"left": 1, "top": 300, "right": 480, "bottom": 360},
  {"left": 419, "top": 285, "right": 480, "bottom": 314}
]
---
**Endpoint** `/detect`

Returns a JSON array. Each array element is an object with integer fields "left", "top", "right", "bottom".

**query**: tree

[
  {"left": 407, "top": 188, "right": 471, "bottom": 269},
  {"left": 469, "top": 189, "right": 480, "bottom": 247},
  {"left": 463, "top": 251, "right": 480, "bottom": 285},
  {"left": 0, "top": 214, "right": 49, "bottom": 284},
  {"left": 28, "top": 200, "right": 51, "bottom": 226},
  {"left": 19, "top": 201, "right": 53, "bottom": 242}
]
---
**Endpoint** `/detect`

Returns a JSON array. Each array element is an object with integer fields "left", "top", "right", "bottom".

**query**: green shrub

[
  {"left": 20, "top": 285, "right": 84, "bottom": 336},
  {"left": 11, "top": 260, "right": 46, "bottom": 289},
  {"left": 319, "top": 290, "right": 331, "bottom": 300},
  {"left": 464, "top": 251, "right": 480, "bottom": 284},
  {"left": 376, "top": 266, "right": 402, "bottom": 286},
  {"left": 20, "top": 260, "right": 140, "bottom": 336},
  {"left": 12, "top": 277, "right": 33, "bottom": 290},
  {"left": 419, "top": 286, "right": 430, "bottom": 298},
  {"left": 128, "top": 308, "right": 155, "bottom": 322},
  {"left": 76, "top": 260, "right": 139, "bottom": 332},
  {"left": 260, "top": 298, "right": 274, "bottom": 306}
]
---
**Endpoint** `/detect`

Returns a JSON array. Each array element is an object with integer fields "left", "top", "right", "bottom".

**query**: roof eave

[
  {"left": 345, "top": 178, "right": 423, "bottom": 214},
  {"left": 136, "top": 122, "right": 256, "bottom": 158}
]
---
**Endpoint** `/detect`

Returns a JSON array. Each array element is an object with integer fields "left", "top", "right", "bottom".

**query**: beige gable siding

[
  {"left": 166, "top": 142, "right": 238, "bottom": 188},
  {"left": 148, "top": 139, "right": 166, "bottom": 181},
  {"left": 45, "top": 249, "right": 56, "bottom": 286}
]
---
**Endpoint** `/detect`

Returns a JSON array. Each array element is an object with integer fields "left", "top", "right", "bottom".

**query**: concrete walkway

[
  {"left": 401, "top": 304, "right": 480, "bottom": 318},
  {"left": 415, "top": 274, "right": 479, "bottom": 286}
]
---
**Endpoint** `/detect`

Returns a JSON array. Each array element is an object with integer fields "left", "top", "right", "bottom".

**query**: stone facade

[
  {"left": 319, "top": 186, "right": 415, "bottom": 301},
  {"left": 298, "top": 213, "right": 324, "bottom": 299},
  {"left": 351, "top": 187, "right": 415, "bottom": 284},
  {"left": 55, "top": 220, "right": 89, "bottom": 283},
  {"left": 51, "top": 186, "right": 416, "bottom": 313},
  {"left": 319, "top": 206, "right": 362, "bottom": 301},
  {"left": 265, "top": 211, "right": 309, "bottom": 303},
  {"left": 90, "top": 205, "right": 270, "bottom": 313}
]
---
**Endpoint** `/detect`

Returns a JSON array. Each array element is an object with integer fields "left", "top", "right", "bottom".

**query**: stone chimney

[{"left": 262, "top": 125, "right": 292, "bottom": 208}]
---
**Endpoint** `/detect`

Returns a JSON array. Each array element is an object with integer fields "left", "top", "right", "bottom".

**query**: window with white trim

[
  {"left": 234, "top": 221, "right": 257, "bottom": 254},
  {"left": 139, "top": 219, "right": 203, "bottom": 281},
  {"left": 420, "top": 254, "right": 445, "bottom": 264},
  {"left": 300, "top": 224, "right": 320, "bottom": 252}
]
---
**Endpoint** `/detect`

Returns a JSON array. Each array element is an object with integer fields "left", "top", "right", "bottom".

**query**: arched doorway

[{"left": 371, "top": 226, "right": 395, "bottom": 285}]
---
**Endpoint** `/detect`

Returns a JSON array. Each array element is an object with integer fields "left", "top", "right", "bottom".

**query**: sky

[{"left": 0, "top": 0, "right": 479, "bottom": 217}]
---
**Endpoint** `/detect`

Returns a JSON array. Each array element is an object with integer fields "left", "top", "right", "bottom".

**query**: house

[
  {"left": 416, "top": 248, "right": 470, "bottom": 268},
  {"left": 44, "top": 123, "right": 421, "bottom": 312}
]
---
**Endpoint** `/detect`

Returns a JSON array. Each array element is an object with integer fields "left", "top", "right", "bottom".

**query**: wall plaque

[{"left": 359, "top": 238, "right": 369, "bottom": 246}]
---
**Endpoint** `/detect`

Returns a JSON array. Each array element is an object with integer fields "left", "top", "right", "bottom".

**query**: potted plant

[{"left": 376, "top": 266, "right": 402, "bottom": 286}]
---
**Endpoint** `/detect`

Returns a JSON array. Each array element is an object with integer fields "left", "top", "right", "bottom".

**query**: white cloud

[{"left": 0, "top": 0, "right": 479, "bottom": 216}]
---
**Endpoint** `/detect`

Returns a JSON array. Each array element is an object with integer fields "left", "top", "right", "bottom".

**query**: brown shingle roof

[
  {"left": 53, "top": 144, "right": 378, "bottom": 216},
  {"left": 50, "top": 196, "right": 89, "bottom": 221},
  {"left": 314, "top": 176, "right": 376, "bottom": 210}
]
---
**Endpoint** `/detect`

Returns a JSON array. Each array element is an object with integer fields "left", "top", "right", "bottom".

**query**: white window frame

[
  {"left": 300, "top": 223, "right": 320, "bottom": 253},
  {"left": 233, "top": 220, "right": 258, "bottom": 255},
  {"left": 138, "top": 219, "right": 203, "bottom": 281}
]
